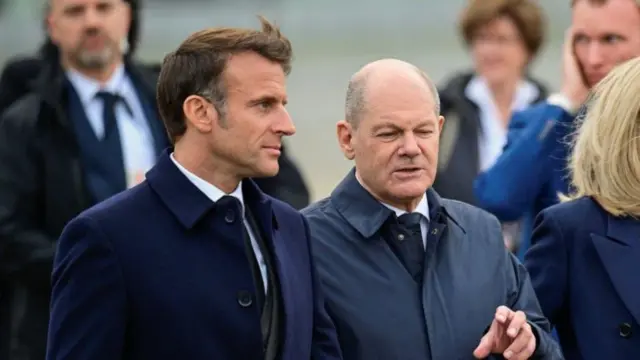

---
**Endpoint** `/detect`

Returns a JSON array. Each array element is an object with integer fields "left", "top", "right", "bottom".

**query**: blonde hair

[{"left": 564, "top": 56, "right": 640, "bottom": 217}]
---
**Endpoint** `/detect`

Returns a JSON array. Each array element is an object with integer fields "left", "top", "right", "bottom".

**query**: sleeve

[
  {"left": 303, "top": 215, "right": 343, "bottom": 360},
  {"left": 0, "top": 58, "right": 38, "bottom": 115},
  {"left": 0, "top": 104, "right": 55, "bottom": 288},
  {"left": 46, "top": 215, "right": 127, "bottom": 360},
  {"left": 502, "top": 249, "right": 563, "bottom": 359},
  {"left": 473, "top": 102, "right": 574, "bottom": 222},
  {"left": 523, "top": 209, "right": 569, "bottom": 326}
]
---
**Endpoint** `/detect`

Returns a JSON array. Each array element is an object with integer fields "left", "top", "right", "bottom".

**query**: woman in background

[
  {"left": 525, "top": 56, "right": 640, "bottom": 360},
  {"left": 435, "top": 0, "right": 548, "bottom": 252}
]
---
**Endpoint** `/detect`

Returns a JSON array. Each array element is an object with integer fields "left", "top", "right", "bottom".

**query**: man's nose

[
  {"left": 274, "top": 108, "right": 296, "bottom": 137},
  {"left": 83, "top": 7, "right": 104, "bottom": 28},
  {"left": 584, "top": 42, "right": 605, "bottom": 68},
  {"left": 398, "top": 132, "right": 420, "bottom": 157}
]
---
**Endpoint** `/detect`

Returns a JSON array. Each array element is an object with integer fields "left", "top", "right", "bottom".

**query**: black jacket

[{"left": 0, "top": 60, "right": 161, "bottom": 360}]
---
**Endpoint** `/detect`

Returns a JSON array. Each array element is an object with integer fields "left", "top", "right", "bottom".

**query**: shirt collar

[
  {"left": 169, "top": 153, "right": 245, "bottom": 211},
  {"left": 66, "top": 64, "right": 127, "bottom": 105},
  {"left": 354, "top": 172, "right": 430, "bottom": 220},
  {"left": 465, "top": 75, "right": 540, "bottom": 112},
  {"left": 331, "top": 168, "right": 442, "bottom": 238},
  {"left": 381, "top": 194, "right": 429, "bottom": 221}
]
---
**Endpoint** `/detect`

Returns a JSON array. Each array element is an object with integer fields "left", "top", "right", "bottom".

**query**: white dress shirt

[
  {"left": 465, "top": 76, "right": 540, "bottom": 172},
  {"left": 170, "top": 153, "right": 268, "bottom": 293},
  {"left": 66, "top": 65, "right": 157, "bottom": 188}
]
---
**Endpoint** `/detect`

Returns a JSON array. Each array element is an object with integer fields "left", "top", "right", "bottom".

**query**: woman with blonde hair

[{"left": 524, "top": 56, "right": 640, "bottom": 360}]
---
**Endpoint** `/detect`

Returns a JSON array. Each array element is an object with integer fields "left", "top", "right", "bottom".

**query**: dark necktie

[
  {"left": 396, "top": 213, "right": 426, "bottom": 283},
  {"left": 95, "top": 91, "right": 127, "bottom": 139},
  {"left": 217, "top": 195, "right": 266, "bottom": 308},
  {"left": 94, "top": 91, "right": 128, "bottom": 195}
]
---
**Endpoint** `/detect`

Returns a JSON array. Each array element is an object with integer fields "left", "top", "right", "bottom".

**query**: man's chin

[
  {"left": 251, "top": 163, "right": 280, "bottom": 178},
  {"left": 75, "top": 50, "right": 114, "bottom": 70}
]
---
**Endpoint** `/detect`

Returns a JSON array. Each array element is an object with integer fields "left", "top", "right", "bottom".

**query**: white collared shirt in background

[{"left": 66, "top": 65, "right": 157, "bottom": 188}]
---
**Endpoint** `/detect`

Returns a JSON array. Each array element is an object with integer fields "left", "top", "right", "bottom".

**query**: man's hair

[
  {"left": 156, "top": 16, "right": 292, "bottom": 144},
  {"left": 563, "top": 56, "right": 640, "bottom": 217},
  {"left": 459, "top": 0, "right": 546, "bottom": 58},
  {"left": 344, "top": 67, "right": 440, "bottom": 128}
]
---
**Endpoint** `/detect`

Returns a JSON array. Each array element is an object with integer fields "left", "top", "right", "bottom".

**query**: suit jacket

[
  {"left": 525, "top": 197, "right": 640, "bottom": 360},
  {"left": 0, "top": 59, "right": 167, "bottom": 360},
  {"left": 46, "top": 150, "right": 342, "bottom": 360},
  {"left": 302, "top": 169, "right": 562, "bottom": 360}
]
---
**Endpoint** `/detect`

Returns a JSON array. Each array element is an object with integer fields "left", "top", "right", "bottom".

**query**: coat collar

[
  {"left": 605, "top": 211, "right": 640, "bottom": 246},
  {"left": 145, "top": 149, "right": 277, "bottom": 230},
  {"left": 590, "top": 198, "right": 640, "bottom": 325},
  {"left": 330, "top": 168, "right": 458, "bottom": 238}
]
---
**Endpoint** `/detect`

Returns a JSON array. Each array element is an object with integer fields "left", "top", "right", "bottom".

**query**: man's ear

[
  {"left": 437, "top": 115, "right": 445, "bottom": 133},
  {"left": 182, "top": 95, "right": 215, "bottom": 134},
  {"left": 337, "top": 120, "right": 356, "bottom": 160}
]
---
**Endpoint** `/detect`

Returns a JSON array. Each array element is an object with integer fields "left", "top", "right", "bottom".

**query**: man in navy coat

[
  {"left": 46, "top": 17, "right": 342, "bottom": 360},
  {"left": 303, "top": 59, "right": 562, "bottom": 360}
]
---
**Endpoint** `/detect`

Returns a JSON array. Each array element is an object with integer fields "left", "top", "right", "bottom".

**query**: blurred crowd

[{"left": 1, "top": 0, "right": 639, "bottom": 359}]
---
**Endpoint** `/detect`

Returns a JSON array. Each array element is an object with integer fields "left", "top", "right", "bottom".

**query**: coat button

[
  {"left": 237, "top": 291, "right": 253, "bottom": 308},
  {"left": 397, "top": 234, "right": 405, "bottom": 241},
  {"left": 224, "top": 209, "right": 235, "bottom": 223},
  {"left": 619, "top": 323, "right": 633, "bottom": 338}
]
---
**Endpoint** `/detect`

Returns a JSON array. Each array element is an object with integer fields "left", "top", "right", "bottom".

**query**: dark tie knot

[
  {"left": 95, "top": 90, "right": 123, "bottom": 105},
  {"left": 397, "top": 213, "right": 423, "bottom": 228},
  {"left": 95, "top": 91, "right": 132, "bottom": 115}
]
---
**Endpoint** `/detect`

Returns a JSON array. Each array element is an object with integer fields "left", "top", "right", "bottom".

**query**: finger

[
  {"left": 473, "top": 320, "right": 499, "bottom": 358},
  {"left": 503, "top": 323, "right": 533, "bottom": 359},
  {"left": 564, "top": 27, "right": 573, "bottom": 50},
  {"left": 505, "top": 311, "right": 527, "bottom": 338},
  {"left": 495, "top": 306, "right": 512, "bottom": 324}
]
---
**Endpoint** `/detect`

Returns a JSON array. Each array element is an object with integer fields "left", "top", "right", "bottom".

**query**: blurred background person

[
  {"left": 525, "top": 56, "right": 640, "bottom": 360},
  {"left": 0, "top": 0, "right": 166, "bottom": 359},
  {"left": 435, "top": 0, "right": 548, "bottom": 252},
  {"left": 474, "top": 0, "right": 640, "bottom": 260}
]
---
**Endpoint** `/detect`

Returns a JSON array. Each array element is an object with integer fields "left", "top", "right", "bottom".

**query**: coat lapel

[
  {"left": 243, "top": 182, "right": 294, "bottom": 350},
  {"left": 591, "top": 214, "right": 640, "bottom": 325}
]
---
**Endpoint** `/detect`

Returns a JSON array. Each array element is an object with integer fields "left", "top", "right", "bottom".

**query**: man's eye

[{"left": 603, "top": 35, "right": 622, "bottom": 44}]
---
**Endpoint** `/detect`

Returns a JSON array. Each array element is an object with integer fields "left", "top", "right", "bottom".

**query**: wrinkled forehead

[{"left": 364, "top": 92, "right": 439, "bottom": 129}]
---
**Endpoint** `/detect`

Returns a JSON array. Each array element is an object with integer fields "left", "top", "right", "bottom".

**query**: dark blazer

[
  {"left": 525, "top": 196, "right": 640, "bottom": 360},
  {"left": 302, "top": 169, "right": 562, "bottom": 360},
  {"left": 46, "top": 151, "right": 341, "bottom": 360},
  {"left": 0, "top": 60, "right": 166, "bottom": 360}
]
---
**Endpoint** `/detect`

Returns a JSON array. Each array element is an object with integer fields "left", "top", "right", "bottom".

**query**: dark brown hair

[
  {"left": 156, "top": 16, "right": 292, "bottom": 144},
  {"left": 459, "top": 0, "right": 546, "bottom": 57}
]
